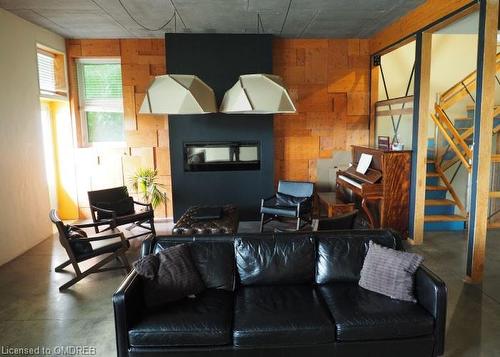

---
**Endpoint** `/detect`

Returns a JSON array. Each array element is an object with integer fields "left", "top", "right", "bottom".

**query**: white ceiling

[{"left": 0, "top": 0, "right": 426, "bottom": 39}]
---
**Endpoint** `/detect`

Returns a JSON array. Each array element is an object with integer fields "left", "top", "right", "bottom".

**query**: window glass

[{"left": 77, "top": 60, "right": 124, "bottom": 144}]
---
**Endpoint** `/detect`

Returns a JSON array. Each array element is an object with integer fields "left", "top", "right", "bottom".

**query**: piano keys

[{"left": 336, "top": 145, "right": 412, "bottom": 236}]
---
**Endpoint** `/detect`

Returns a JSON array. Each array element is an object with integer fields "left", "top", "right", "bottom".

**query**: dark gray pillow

[
  {"left": 133, "top": 254, "right": 159, "bottom": 280},
  {"left": 137, "top": 244, "right": 206, "bottom": 308},
  {"left": 359, "top": 241, "right": 423, "bottom": 303}
]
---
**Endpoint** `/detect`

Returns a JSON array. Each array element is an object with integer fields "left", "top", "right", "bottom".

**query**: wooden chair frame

[{"left": 50, "top": 210, "right": 131, "bottom": 292}]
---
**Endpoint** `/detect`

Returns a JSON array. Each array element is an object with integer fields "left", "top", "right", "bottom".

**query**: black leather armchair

[
  {"left": 87, "top": 186, "right": 155, "bottom": 239},
  {"left": 260, "top": 180, "right": 314, "bottom": 232}
]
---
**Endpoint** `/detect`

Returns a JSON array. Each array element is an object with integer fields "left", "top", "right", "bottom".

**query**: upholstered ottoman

[{"left": 172, "top": 205, "right": 239, "bottom": 235}]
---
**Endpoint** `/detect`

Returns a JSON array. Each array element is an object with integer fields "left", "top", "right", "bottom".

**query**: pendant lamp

[
  {"left": 219, "top": 74, "right": 296, "bottom": 114},
  {"left": 139, "top": 74, "right": 217, "bottom": 114}
]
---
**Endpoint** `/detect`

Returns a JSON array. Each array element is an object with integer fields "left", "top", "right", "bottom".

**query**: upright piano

[{"left": 336, "top": 145, "right": 412, "bottom": 236}]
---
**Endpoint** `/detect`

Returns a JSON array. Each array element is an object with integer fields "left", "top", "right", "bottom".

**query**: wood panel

[
  {"left": 66, "top": 39, "right": 172, "bottom": 218},
  {"left": 273, "top": 39, "right": 370, "bottom": 184},
  {"left": 410, "top": 32, "right": 432, "bottom": 245},
  {"left": 370, "top": 0, "right": 475, "bottom": 54}
]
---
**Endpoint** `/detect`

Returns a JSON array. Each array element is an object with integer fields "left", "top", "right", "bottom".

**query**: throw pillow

[
  {"left": 66, "top": 226, "right": 93, "bottom": 256},
  {"left": 133, "top": 254, "right": 159, "bottom": 280},
  {"left": 140, "top": 244, "right": 206, "bottom": 308},
  {"left": 359, "top": 241, "right": 423, "bottom": 303},
  {"left": 95, "top": 197, "right": 135, "bottom": 219}
]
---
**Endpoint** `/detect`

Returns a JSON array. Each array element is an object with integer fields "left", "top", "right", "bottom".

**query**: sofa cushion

[
  {"left": 235, "top": 235, "right": 315, "bottom": 286},
  {"left": 153, "top": 238, "right": 235, "bottom": 291},
  {"left": 129, "top": 289, "right": 233, "bottom": 347},
  {"left": 233, "top": 285, "right": 335, "bottom": 347},
  {"left": 315, "top": 230, "right": 402, "bottom": 284},
  {"left": 319, "top": 283, "right": 434, "bottom": 342}
]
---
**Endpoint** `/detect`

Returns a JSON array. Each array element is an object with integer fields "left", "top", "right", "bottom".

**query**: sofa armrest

[
  {"left": 415, "top": 265, "right": 447, "bottom": 357},
  {"left": 140, "top": 235, "right": 157, "bottom": 257},
  {"left": 113, "top": 270, "right": 143, "bottom": 357}
]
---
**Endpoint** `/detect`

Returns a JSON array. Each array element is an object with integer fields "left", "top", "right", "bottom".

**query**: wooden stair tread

[
  {"left": 426, "top": 185, "right": 448, "bottom": 191},
  {"left": 426, "top": 199, "right": 457, "bottom": 206},
  {"left": 491, "top": 154, "right": 500, "bottom": 162},
  {"left": 426, "top": 172, "right": 440, "bottom": 177},
  {"left": 488, "top": 222, "right": 500, "bottom": 228},
  {"left": 426, "top": 159, "right": 435, "bottom": 163},
  {"left": 425, "top": 214, "right": 467, "bottom": 222}
]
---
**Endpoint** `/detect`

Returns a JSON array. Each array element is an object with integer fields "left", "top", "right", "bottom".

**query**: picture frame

[{"left": 377, "top": 136, "right": 390, "bottom": 150}]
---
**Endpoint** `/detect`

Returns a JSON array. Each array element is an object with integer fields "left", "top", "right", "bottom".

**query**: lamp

[
  {"left": 139, "top": 74, "right": 217, "bottom": 114},
  {"left": 220, "top": 74, "right": 296, "bottom": 114}
]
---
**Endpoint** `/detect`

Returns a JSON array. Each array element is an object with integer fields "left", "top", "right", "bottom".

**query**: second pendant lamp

[{"left": 219, "top": 74, "right": 296, "bottom": 114}]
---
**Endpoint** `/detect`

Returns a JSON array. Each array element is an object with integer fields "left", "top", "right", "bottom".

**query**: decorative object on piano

[
  {"left": 391, "top": 136, "right": 404, "bottom": 151},
  {"left": 377, "top": 136, "right": 391, "bottom": 150},
  {"left": 336, "top": 146, "right": 412, "bottom": 236}
]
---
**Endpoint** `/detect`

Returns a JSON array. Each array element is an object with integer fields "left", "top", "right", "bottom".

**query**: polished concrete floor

[{"left": 0, "top": 223, "right": 499, "bottom": 357}]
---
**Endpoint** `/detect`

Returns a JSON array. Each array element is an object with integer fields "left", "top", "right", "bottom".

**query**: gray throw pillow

[
  {"left": 135, "top": 244, "right": 206, "bottom": 308},
  {"left": 359, "top": 241, "right": 423, "bottom": 303}
]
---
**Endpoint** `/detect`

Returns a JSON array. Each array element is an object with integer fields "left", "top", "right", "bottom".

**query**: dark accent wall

[{"left": 166, "top": 34, "right": 274, "bottom": 221}]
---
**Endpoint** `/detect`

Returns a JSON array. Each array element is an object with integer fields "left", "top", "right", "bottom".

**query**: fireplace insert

[{"left": 184, "top": 141, "right": 260, "bottom": 172}]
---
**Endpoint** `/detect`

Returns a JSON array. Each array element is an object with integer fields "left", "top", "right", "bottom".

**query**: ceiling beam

[{"left": 369, "top": 0, "right": 476, "bottom": 55}]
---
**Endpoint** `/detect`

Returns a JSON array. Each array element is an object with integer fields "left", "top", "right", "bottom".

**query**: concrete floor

[{"left": 0, "top": 223, "right": 499, "bottom": 357}]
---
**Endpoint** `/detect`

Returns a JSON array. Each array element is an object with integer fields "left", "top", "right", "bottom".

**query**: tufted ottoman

[{"left": 172, "top": 205, "right": 239, "bottom": 235}]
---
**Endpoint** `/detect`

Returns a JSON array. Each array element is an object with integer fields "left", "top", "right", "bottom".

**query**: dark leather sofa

[{"left": 113, "top": 230, "right": 446, "bottom": 357}]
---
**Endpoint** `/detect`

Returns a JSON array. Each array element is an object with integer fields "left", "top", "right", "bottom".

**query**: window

[
  {"left": 77, "top": 59, "right": 124, "bottom": 144},
  {"left": 36, "top": 46, "right": 67, "bottom": 97}
]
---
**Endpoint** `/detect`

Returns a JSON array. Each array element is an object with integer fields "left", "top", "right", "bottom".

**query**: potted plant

[{"left": 129, "top": 168, "right": 167, "bottom": 209}]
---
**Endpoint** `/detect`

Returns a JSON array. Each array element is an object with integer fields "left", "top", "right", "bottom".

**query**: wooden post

[
  {"left": 465, "top": 0, "right": 499, "bottom": 283},
  {"left": 369, "top": 57, "right": 380, "bottom": 146},
  {"left": 408, "top": 32, "right": 432, "bottom": 244}
]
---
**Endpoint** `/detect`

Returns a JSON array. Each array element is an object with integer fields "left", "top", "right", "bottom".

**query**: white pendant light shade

[
  {"left": 139, "top": 74, "right": 217, "bottom": 114},
  {"left": 220, "top": 74, "right": 296, "bottom": 114}
]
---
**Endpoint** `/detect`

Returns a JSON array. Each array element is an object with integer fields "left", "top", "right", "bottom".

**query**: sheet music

[{"left": 356, "top": 153, "right": 372, "bottom": 175}]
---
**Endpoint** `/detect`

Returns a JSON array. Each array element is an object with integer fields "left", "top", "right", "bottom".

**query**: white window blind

[
  {"left": 77, "top": 60, "right": 124, "bottom": 113},
  {"left": 37, "top": 51, "right": 56, "bottom": 94}
]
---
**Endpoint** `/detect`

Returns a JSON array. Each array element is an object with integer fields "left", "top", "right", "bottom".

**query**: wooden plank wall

[
  {"left": 273, "top": 39, "right": 370, "bottom": 184},
  {"left": 66, "top": 39, "right": 172, "bottom": 218}
]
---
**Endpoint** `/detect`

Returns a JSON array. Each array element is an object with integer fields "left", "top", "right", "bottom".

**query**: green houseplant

[{"left": 129, "top": 168, "right": 167, "bottom": 209}]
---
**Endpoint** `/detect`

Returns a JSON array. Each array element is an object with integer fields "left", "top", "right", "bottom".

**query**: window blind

[
  {"left": 37, "top": 51, "right": 57, "bottom": 94},
  {"left": 77, "top": 61, "right": 124, "bottom": 113}
]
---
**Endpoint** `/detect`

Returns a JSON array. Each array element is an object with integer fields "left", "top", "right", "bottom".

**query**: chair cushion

[
  {"left": 75, "top": 239, "right": 128, "bottom": 262},
  {"left": 315, "top": 230, "right": 402, "bottom": 284},
  {"left": 96, "top": 196, "right": 135, "bottom": 219},
  {"left": 233, "top": 285, "right": 335, "bottom": 347},
  {"left": 66, "top": 226, "right": 93, "bottom": 256},
  {"left": 277, "top": 180, "right": 314, "bottom": 197},
  {"left": 142, "top": 244, "right": 205, "bottom": 308},
  {"left": 275, "top": 192, "right": 310, "bottom": 206},
  {"left": 235, "top": 235, "right": 315, "bottom": 286},
  {"left": 114, "top": 209, "right": 153, "bottom": 225},
  {"left": 261, "top": 205, "right": 297, "bottom": 218},
  {"left": 129, "top": 289, "right": 233, "bottom": 347},
  {"left": 319, "top": 283, "right": 434, "bottom": 342}
]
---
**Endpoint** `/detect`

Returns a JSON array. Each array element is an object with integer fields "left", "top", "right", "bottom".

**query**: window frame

[{"left": 76, "top": 58, "right": 125, "bottom": 147}]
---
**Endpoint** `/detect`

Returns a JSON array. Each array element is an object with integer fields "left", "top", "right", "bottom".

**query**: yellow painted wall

[{"left": 0, "top": 8, "right": 66, "bottom": 266}]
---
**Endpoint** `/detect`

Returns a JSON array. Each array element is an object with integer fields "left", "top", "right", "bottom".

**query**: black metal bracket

[{"left": 373, "top": 55, "right": 381, "bottom": 66}]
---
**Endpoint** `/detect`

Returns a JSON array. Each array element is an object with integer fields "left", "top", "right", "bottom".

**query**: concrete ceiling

[{"left": 0, "top": 0, "right": 426, "bottom": 39}]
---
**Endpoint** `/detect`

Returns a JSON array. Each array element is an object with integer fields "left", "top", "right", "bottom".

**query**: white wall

[{"left": 0, "top": 8, "right": 66, "bottom": 266}]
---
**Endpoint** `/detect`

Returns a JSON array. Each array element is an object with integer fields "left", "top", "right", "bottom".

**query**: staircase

[
  {"left": 424, "top": 148, "right": 467, "bottom": 231},
  {"left": 424, "top": 53, "right": 500, "bottom": 231}
]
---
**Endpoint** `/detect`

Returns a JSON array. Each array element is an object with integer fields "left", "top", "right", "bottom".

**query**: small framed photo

[{"left": 378, "top": 136, "right": 390, "bottom": 150}]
